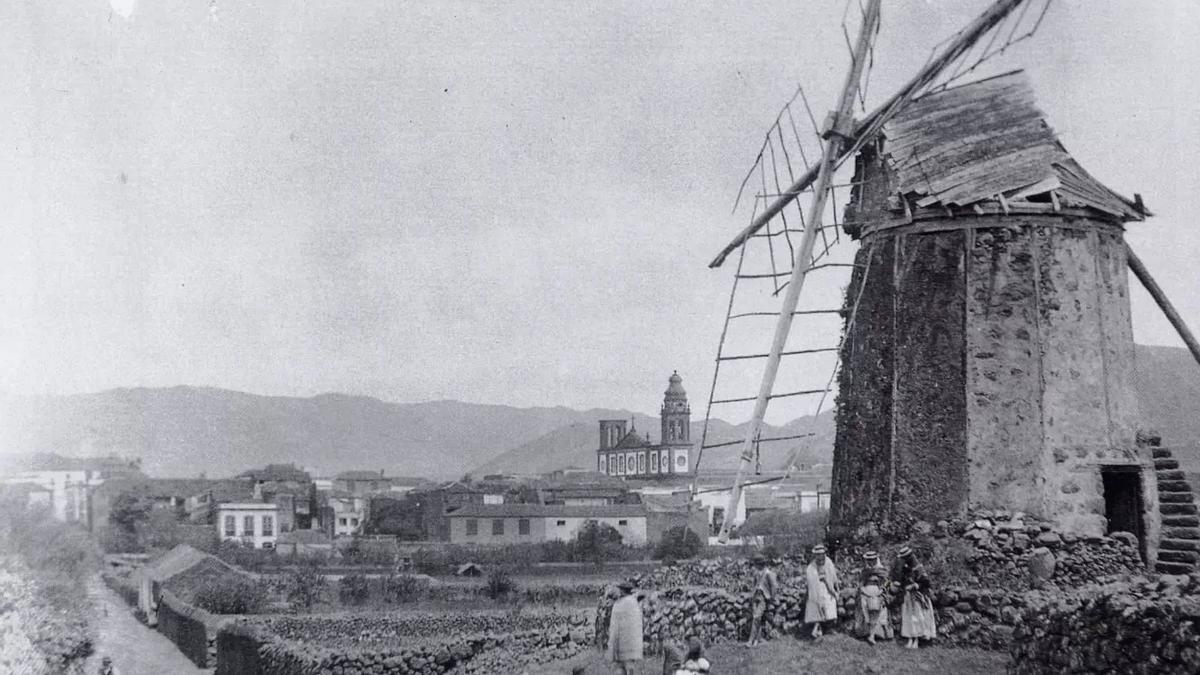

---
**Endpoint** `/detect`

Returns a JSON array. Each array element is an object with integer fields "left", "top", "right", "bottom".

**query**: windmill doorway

[{"left": 1101, "top": 465, "right": 1147, "bottom": 562}]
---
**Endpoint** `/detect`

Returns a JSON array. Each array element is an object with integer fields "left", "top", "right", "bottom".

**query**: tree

[
  {"left": 571, "top": 520, "right": 623, "bottom": 564},
  {"left": 108, "top": 493, "right": 151, "bottom": 534},
  {"left": 283, "top": 558, "right": 328, "bottom": 610},
  {"left": 654, "top": 526, "right": 703, "bottom": 561}
]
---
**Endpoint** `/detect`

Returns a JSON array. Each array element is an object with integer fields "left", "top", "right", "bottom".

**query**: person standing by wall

[
  {"left": 804, "top": 544, "right": 840, "bottom": 639},
  {"left": 855, "top": 550, "right": 893, "bottom": 644},
  {"left": 607, "top": 581, "right": 644, "bottom": 674},
  {"left": 891, "top": 545, "right": 936, "bottom": 649},
  {"left": 746, "top": 554, "right": 779, "bottom": 646}
]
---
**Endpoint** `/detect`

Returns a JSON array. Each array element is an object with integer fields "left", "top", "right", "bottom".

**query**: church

[{"left": 596, "top": 372, "right": 692, "bottom": 479}]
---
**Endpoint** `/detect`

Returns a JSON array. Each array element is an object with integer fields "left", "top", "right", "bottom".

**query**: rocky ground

[{"left": 522, "top": 634, "right": 1007, "bottom": 675}]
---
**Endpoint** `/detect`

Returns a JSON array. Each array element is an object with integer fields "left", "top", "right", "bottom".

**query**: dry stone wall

[{"left": 1010, "top": 573, "right": 1200, "bottom": 674}]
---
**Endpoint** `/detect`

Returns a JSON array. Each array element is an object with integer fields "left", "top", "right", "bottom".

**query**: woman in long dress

[
  {"left": 804, "top": 544, "right": 839, "bottom": 638},
  {"left": 607, "top": 581, "right": 644, "bottom": 674},
  {"left": 891, "top": 544, "right": 936, "bottom": 648},
  {"left": 854, "top": 550, "right": 893, "bottom": 643}
]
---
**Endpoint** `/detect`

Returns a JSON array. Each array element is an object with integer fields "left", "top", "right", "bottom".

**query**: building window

[
  {"left": 676, "top": 454, "right": 687, "bottom": 469},
  {"left": 492, "top": 519, "right": 504, "bottom": 535},
  {"left": 617, "top": 455, "right": 625, "bottom": 474},
  {"left": 618, "top": 519, "right": 628, "bottom": 526},
  {"left": 224, "top": 515, "right": 235, "bottom": 537},
  {"left": 637, "top": 454, "right": 646, "bottom": 473},
  {"left": 519, "top": 519, "right": 530, "bottom": 535},
  {"left": 466, "top": 519, "right": 478, "bottom": 536},
  {"left": 556, "top": 520, "right": 567, "bottom": 526},
  {"left": 599, "top": 455, "right": 607, "bottom": 473},
  {"left": 650, "top": 452, "right": 659, "bottom": 473},
  {"left": 243, "top": 515, "right": 255, "bottom": 535},
  {"left": 262, "top": 515, "right": 274, "bottom": 536},
  {"left": 351, "top": 518, "right": 359, "bottom": 526},
  {"left": 339, "top": 517, "right": 347, "bottom": 526}
]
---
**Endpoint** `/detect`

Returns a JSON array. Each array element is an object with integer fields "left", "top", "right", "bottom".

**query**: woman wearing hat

[
  {"left": 607, "top": 581, "right": 645, "bottom": 673},
  {"left": 854, "top": 550, "right": 893, "bottom": 644},
  {"left": 890, "top": 545, "right": 936, "bottom": 648},
  {"left": 804, "top": 544, "right": 840, "bottom": 638}
]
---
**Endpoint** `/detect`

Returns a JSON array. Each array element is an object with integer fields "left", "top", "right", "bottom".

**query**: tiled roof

[
  {"left": 335, "top": 471, "right": 388, "bottom": 481},
  {"left": 614, "top": 429, "right": 649, "bottom": 449},
  {"left": 446, "top": 503, "right": 648, "bottom": 519}
]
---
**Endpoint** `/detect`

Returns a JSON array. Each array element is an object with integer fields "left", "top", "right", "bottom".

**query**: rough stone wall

[
  {"left": 965, "top": 224, "right": 1046, "bottom": 515},
  {"left": 1010, "top": 574, "right": 1200, "bottom": 674},
  {"left": 892, "top": 231, "right": 969, "bottom": 526},
  {"left": 832, "top": 236, "right": 897, "bottom": 529}
]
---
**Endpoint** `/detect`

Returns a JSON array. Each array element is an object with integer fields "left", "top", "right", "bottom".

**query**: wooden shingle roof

[{"left": 884, "top": 70, "right": 1144, "bottom": 221}]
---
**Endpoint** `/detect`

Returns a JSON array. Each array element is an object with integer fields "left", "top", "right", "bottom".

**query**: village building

[
  {"left": 446, "top": 503, "right": 649, "bottom": 546},
  {"left": 597, "top": 372, "right": 693, "bottom": 478},
  {"left": 216, "top": 502, "right": 279, "bottom": 549},
  {"left": 321, "top": 492, "right": 367, "bottom": 538},
  {"left": 0, "top": 455, "right": 142, "bottom": 527},
  {"left": 333, "top": 470, "right": 392, "bottom": 495}
]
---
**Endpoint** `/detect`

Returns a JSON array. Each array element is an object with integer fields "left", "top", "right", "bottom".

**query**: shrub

[
  {"left": 383, "top": 574, "right": 426, "bottom": 603},
  {"left": 283, "top": 560, "right": 328, "bottom": 610},
  {"left": 655, "top": 526, "right": 703, "bottom": 561},
  {"left": 486, "top": 568, "right": 517, "bottom": 600},
  {"left": 337, "top": 573, "right": 371, "bottom": 606},
  {"left": 192, "top": 576, "right": 268, "bottom": 614},
  {"left": 216, "top": 540, "right": 277, "bottom": 572},
  {"left": 571, "top": 521, "right": 623, "bottom": 564}
]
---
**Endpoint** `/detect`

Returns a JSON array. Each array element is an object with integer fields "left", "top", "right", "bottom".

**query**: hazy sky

[{"left": 2, "top": 0, "right": 1198, "bottom": 416}]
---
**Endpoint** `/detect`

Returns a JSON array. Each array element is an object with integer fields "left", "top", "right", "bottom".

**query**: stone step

[
  {"left": 1153, "top": 448, "right": 1174, "bottom": 459},
  {"left": 1155, "top": 561, "right": 1194, "bottom": 575},
  {"left": 1159, "top": 549, "right": 1200, "bottom": 564},
  {"left": 1161, "top": 502, "right": 1199, "bottom": 516},
  {"left": 1161, "top": 525, "right": 1200, "bottom": 538},
  {"left": 1157, "top": 470, "right": 1187, "bottom": 481},
  {"left": 1158, "top": 481, "right": 1193, "bottom": 493},
  {"left": 1160, "top": 539, "right": 1200, "bottom": 552},
  {"left": 1155, "top": 458, "right": 1181, "bottom": 470},
  {"left": 1160, "top": 492, "right": 1196, "bottom": 504}
]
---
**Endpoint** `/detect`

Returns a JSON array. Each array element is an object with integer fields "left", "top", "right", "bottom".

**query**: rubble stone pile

[{"left": 1010, "top": 573, "right": 1200, "bottom": 674}]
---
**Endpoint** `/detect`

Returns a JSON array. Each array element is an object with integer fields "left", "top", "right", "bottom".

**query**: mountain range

[{"left": 0, "top": 344, "right": 1196, "bottom": 479}]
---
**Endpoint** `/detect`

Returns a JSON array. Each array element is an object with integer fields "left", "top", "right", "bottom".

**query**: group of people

[
  {"left": 604, "top": 543, "right": 938, "bottom": 673},
  {"left": 747, "top": 542, "right": 935, "bottom": 648}
]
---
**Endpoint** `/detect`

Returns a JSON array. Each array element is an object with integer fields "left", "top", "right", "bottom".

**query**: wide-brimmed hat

[
  {"left": 617, "top": 580, "right": 635, "bottom": 592},
  {"left": 897, "top": 545, "right": 912, "bottom": 558},
  {"left": 811, "top": 544, "right": 827, "bottom": 555},
  {"left": 751, "top": 553, "right": 766, "bottom": 565},
  {"left": 862, "top": 550, "right": 879, "bottom": 560}
]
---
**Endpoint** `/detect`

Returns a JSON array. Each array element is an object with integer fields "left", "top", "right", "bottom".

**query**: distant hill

[
  {"left": 1132, "top": 344, "right": 1200, "bottom": 447},
  {"left": 1, "top": 344, "right": 1194, "bottom": 481},
  {"left": 0, "top": 386, "right": 645, "bottom": 479}
]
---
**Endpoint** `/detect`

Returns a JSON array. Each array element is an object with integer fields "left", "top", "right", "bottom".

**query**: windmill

[{"left": 699, "top": 0, "right": 1200, "bottom": 557}]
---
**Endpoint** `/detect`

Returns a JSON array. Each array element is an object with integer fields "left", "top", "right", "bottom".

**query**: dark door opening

[{"left": 1102, "top": 466, "right": 1147, "bottom": 563}]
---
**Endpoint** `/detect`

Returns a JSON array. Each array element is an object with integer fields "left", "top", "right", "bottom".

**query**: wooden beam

[
  {"left": 708, "top": 0, "right": 1030, "bottom": 269},
  {"left": 1126, "top": 243, "right": 1200, "bottom": 369}
]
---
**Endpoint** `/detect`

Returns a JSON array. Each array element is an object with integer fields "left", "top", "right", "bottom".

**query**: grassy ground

[{"left": 522, "top": 635, "right": 1007, "bottom": 675}]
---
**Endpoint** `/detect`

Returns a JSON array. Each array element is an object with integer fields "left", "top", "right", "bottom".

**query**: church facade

[{"left": 596, "top": 372, "right": 691, "bottom": 479}]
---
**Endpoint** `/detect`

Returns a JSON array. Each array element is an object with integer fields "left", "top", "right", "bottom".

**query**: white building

[
  {"left": 217, "top": 502, "right": 279, "bottom": 549},
  {"left": 326, "top": 494, "right": 366, "bottom": 537},
  {"left": 446, "top": 504, "right": 649, "bottom": 546},
  {"left": 0, "top": 470, "right": 104, "bottom": 524}
]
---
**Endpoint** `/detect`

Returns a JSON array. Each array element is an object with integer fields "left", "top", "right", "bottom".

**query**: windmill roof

[{"left": 882, "top": 70, "right": 1145, "bottom": 221}]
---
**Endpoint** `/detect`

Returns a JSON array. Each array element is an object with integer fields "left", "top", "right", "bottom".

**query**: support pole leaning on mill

[
  {"left": 1126, "top": 242, "right": 1200, "bottom": 369},
  {"left": 716, "top": 0, "right": 882, "bottom": 543}
]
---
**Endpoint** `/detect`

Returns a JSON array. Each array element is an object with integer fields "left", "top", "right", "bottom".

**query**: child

[
  {"left": 859, "top": 569, "right": 887, "bottom": 644},
  {"left": 674, "top": 638, "right": 711, "bottom": 675}
]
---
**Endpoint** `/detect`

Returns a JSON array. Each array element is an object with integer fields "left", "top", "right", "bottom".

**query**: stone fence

[{"left": 1009, "top": 573, "right": 1200, "bottom": 674}]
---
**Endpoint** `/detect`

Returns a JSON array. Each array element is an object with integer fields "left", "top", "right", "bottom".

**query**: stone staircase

[{"left": 1154, "top": 447, "right": 1200, "bottom": 574}]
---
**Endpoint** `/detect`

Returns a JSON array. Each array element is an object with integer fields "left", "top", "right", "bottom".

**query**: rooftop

[{"left": 216, "top": 502, "right": 279, "bottom": 511}]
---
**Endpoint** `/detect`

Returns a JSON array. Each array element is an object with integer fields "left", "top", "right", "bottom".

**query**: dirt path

[{"left": 84, "top": 579, "right": 210, "bottom": 675}]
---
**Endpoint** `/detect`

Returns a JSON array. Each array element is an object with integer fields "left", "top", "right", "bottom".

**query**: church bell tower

[{"left": 661, "top": 371, "right": 691, "bottom": 474}]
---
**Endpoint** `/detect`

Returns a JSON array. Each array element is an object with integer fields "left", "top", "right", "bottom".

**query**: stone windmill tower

[
  {"left": 830, "top": 71, "right": 1150, "bottom": 537},
  {"left": 698, "top": 0, "right": 1200, "bottom": 572}
]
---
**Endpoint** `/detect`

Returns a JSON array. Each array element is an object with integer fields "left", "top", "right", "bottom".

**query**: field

[{"left": 524, "top": 635, "right": 1008, "bottom": 675}]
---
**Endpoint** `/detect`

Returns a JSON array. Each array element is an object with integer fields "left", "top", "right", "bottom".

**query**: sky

[{"left": 1, "top": 0, "right": 1198, "bottom": 418}]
